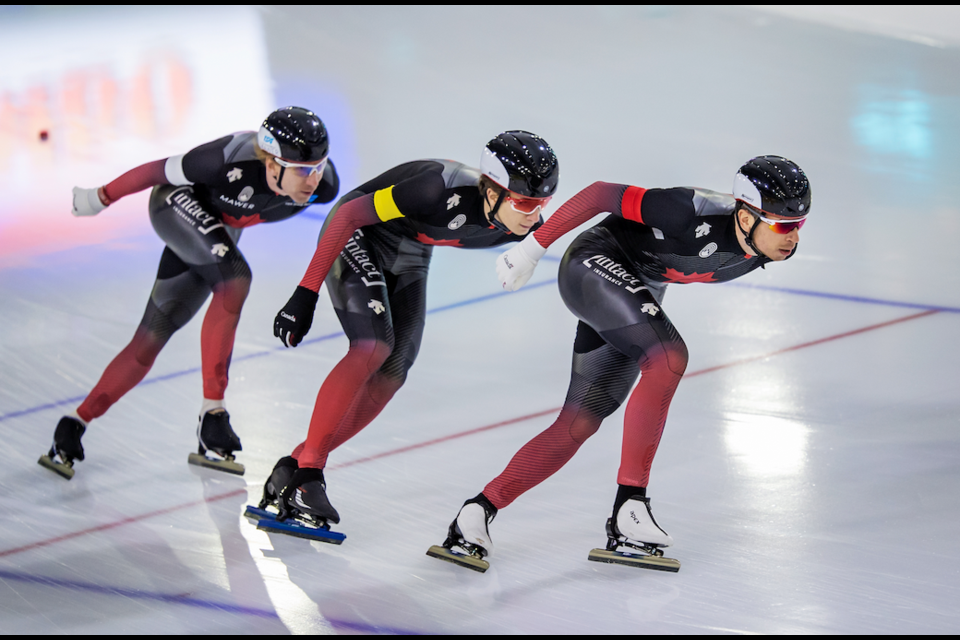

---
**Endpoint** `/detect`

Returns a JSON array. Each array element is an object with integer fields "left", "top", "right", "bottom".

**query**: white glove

[
  {"left": 496, "top": 233, "right": 547, "bottom": 292},
  {"left": 72, "top": 186, "right": 108, "bottom": 217}
]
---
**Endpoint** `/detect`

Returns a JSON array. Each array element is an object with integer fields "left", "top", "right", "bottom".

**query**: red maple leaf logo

[
  {"left": 662, "top": 267, "right": 717, "bottom": 283},
  {"left": 414, "top": 232, "right": 463, "bottom": 247},
  {"left": 223, "top": 213, "right": 264, "bottom": 228}
]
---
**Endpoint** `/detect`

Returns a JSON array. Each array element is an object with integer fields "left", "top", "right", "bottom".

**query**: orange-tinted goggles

[
  {"left": 746, "top": 204, "right": 807, "bottom": 235},
  {"left": 505, "top": 194, "right": 552, "bottom": 215}
]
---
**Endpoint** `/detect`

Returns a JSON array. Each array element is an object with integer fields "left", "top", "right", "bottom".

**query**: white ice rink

[{"left": 2, "top": 6, "right": 959, "bottom": 634}]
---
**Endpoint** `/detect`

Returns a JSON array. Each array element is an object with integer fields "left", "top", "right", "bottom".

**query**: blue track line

[
  {"left": 0, "top": 567, "right": 429, "bottom": 632},
  {"left": 723, "top": 282, "right": 960, "bottom": 313},
  {"left": 0, "top": 280, "right": 556, "bottom": 423},
  {"left": 2, "top": 271, "right": 954, "bottom": 423},
  {"left": 0, "top": 569, "right": 279, "bottom": 619}
]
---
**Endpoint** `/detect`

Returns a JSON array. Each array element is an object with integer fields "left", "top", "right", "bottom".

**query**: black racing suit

[
  {"left": 482, "top": 181, "right": 789, "bottom": 507},
  {"left": 77, "top": 132, "right": 338, "bottom": 421},
  {"left": 287, "top": 159, "right": 539, "bottom": 468}
]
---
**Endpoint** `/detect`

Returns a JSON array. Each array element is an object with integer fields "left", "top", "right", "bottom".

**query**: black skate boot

[
  {"left": 38, "top": 416, "right": 87, "bottom": 480},
  {"left": 243, "top": 456, "right": 298, "bottom": 522},
  {"left": 427, "top": 493, "right": 497, "bottom": 573},
  {"left": 187, "top": 409, "right": 245, "bottom": 475},
  {"left": 256, "top": 467, "right": 345, "bottom": 544},
  {"left": 587, "top": 489, "right": 680, "bottom": 572}
]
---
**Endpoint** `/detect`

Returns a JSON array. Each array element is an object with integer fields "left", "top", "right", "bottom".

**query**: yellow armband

[{"left": 373, "top": 186, "right": 404, "bottom": 222}]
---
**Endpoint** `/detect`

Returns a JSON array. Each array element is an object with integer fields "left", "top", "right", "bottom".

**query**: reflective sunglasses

[
  {"left": 504, "top": 194, "right": 552, "bottom": 215},
  {"left": 745, "top": 204, "right": 807, "bottom": 234},
  {"left": 274, "top": 156, "right": 328, "bottom": 178}
]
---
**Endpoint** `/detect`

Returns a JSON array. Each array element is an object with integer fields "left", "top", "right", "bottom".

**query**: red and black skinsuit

[
  {"left": 481, "top": 181, "right": 793, "bottom": 509},
  {"left": 285, "top": 159, "right": 541, "bottom": 469},
  {"left": 76, "top": 132, "right": 340, "bottom": 423}
]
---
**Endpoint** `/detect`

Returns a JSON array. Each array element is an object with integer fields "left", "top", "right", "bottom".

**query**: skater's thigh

[
  {"left": 377, "top": 268, "right": 428, "bottom": 378},
  {"left": 148, "top": 185, "right": 248, "bottom": 280},
  {"left": 559, "top": 236, "right": 686, "bottom": 370},
  {"left": 567, "top": 320, "right": 642, "bottom": 415},
  {"left": 326, "top": 229, "right": 394, "bottom": 347},
  {"left": 144, "top": 247, "right": 213, "bottom": 330}
]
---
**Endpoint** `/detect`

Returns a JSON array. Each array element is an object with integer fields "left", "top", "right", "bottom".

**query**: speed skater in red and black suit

[
  {"left": 429, "top": 156, "right": 812, "bottom": 573},
  {"left": 39, "top": 107, "right": 341, "bottom": 480},
  {"left": 255, "top": 131, "right": 561, "bottom": 534}
]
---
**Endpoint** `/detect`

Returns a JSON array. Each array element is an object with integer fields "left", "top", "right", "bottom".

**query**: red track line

[
  {"left": 328, "top": 407, "right": 560, "bottom": 471},
  {"left": 333, "top": 309, "right": 940, "bottom": 468},
  {"left": 3, "top": 308, "right": 938, "bottom": 559},
  {"left": 0, "top": 488, "right": 246, "bottom": 559},
  {"left": 686, "top": 309, "right": 939, "bottom": 378}
]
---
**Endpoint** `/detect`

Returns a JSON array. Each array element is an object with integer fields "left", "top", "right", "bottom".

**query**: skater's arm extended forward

[
  {"left": 498, "top": 181, "right": 653, "bottom": 291},
  {"left": 530, "top": 181, "right": 699, "bottom": 248}
]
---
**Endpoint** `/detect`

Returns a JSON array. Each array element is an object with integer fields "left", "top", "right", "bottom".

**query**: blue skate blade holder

[
  {"left": 243, "top": 505, "right": 276, "bottom": 521},
  {"left": 256, "top": 517, "right": 346, "bottom": 545}
]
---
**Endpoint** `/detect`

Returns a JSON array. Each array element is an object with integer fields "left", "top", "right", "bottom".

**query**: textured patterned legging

[
  {"left": 483, "top": 231, "right": 688, "bottom": 509},
  {"left": 77, "top": 186, "right": 251, "bottom": 422}
]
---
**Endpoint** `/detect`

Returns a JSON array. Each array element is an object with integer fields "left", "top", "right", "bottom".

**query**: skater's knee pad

[
  {"left": 211, "top": 276, "right": 251, "bottom": 315},
  {"left": 640, "top": 341, "right": 688, "bottom": 378},
  {"left": 347, "top": 338, "right": 394, "bottom": 375},
  {"left": 567, "top": 413, "right": 603, "bottom": 445},
  {"left": 662, "top": 341, "right": 688, "bottom": 377},
  {"left": 374, "top": 352, "right": 412, "bottom": 389}
]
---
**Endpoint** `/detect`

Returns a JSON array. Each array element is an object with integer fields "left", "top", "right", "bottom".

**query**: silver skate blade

[
  {"left": 426, "top": 545, "right": 489, "bottom": 573},
  {"left": 38, "top": 454, "right": 75, "bottom": 480},
  {"left": 588, "top": 548, "right": 680, "bottom": 573},
  {"left": 257, "top": 518, "right": 345, "bottom": 544},
  {"left": 187, "top": 452, "right": 245, "bottom": 476}
]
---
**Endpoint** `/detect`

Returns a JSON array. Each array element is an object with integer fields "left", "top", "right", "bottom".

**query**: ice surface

[{"left": 1, "top": 6, "right": 958, "bottom": 634}]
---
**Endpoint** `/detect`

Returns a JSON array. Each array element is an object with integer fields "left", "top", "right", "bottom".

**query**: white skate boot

[
  {"left": 588, "top": 496, "right": 681, "bottom": 572},
  {"left": 427, "top": 495, "right": 497, "bottom": 573}
]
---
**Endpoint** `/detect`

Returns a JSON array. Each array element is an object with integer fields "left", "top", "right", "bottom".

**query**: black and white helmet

[
  {"left": 480, "top": 130, "right": 558, "bottom": 198},
  {"left": 733, "top": 155, "right": 810, "bottom": 218},
  {"left": 257, "top": 106, "right": 329, "bottom": 163}
]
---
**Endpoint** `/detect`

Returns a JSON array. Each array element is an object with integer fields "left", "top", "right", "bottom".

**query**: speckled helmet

[
  {"left": 257, "top": 106, "right": 329, "bottom": 163},
  {"left": 733, "top": 155, "right": 810, "bottom": 219},
  {"left": 480, "top": 130, "right": 558, "bottom": 199}
]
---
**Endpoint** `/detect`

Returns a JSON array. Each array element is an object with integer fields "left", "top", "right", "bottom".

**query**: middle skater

[{"left": 256, "top": 131, "right": 560, "bottom": 534}]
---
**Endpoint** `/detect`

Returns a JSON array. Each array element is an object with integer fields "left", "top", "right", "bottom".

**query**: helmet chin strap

[
  {"left": 276, "top": 165, "right": 287, "bottom": 193},
  {"left": 486, "top": 189, "right": 512, "bottom": 234},
  {"left": 737, "top": 210, "right": 772, "bottom": 262}
]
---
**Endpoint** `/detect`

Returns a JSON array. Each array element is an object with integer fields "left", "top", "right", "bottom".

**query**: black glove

[{"left": 274, "top": 286, "right": 319, "bottom": 347}]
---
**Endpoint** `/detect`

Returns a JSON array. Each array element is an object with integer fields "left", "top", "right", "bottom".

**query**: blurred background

[{"left": 1, "top": 6, "right": 958, "bottom": 634}]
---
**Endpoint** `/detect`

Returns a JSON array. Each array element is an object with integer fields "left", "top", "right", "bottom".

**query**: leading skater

[
  {"left": 40, "top": 107, "right": 340, "bottom": 479},
  {"left": 430, "top": 156, "right": 811, "bottom": 572},
  {"left": 254, "top": 131, "right": 559, "bottom": 538}
]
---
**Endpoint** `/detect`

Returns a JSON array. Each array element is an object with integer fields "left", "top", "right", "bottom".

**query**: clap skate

[
  {"left": 187, "top": 409, "right": 245, "bottom": 475},
  {"left": 255, "top": 467, "right": 346, "bottom": 544},
  {"left": 38, "top": 417, "right": 87, "bottom": 480},
  {"left": 427, "top": 495, "right": 497, "bottom": 573},
  {"left": 244, "top": 456, "right": 297, "bottom": 522},
  {"left": 588, "top": 496, "right": 680, "bottom": 572}
]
